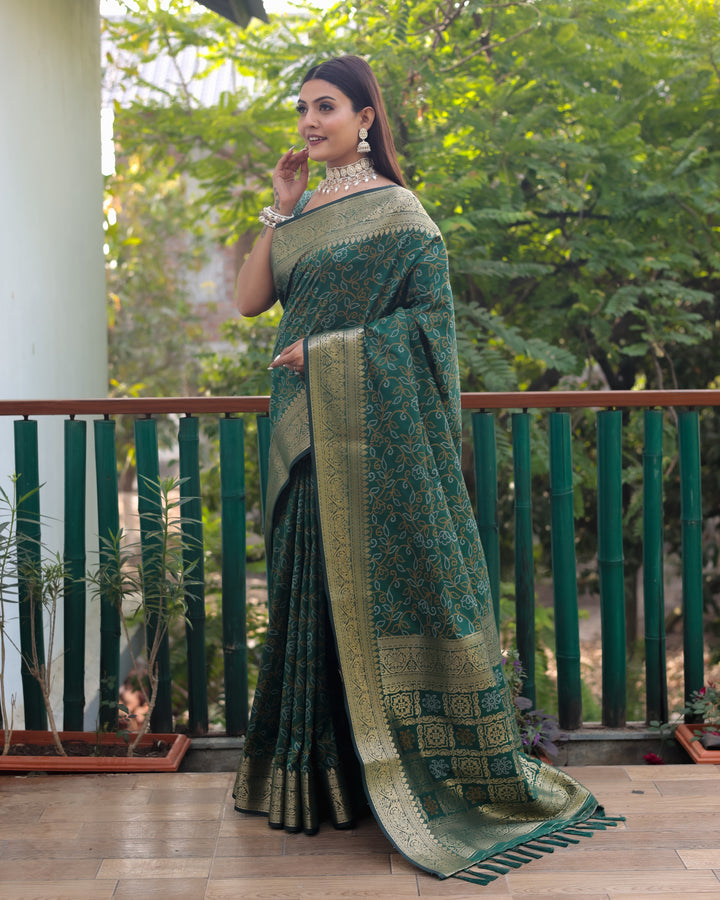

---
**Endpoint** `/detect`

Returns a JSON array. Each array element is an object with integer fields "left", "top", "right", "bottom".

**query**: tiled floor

[{"left": 1, "top": 765, "right": 720, "bottom": 898}]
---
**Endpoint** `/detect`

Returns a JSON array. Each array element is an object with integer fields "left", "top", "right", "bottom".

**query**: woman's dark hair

[{"left": 302, "top": 55, "right": 405, "bottom": 187}]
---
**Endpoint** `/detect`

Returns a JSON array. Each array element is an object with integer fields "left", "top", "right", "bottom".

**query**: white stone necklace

[{"left": 316, "top": 157, "right": 378, "bottom": 194}]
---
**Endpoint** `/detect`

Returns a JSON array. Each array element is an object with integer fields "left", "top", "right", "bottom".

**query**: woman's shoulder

[{"left": 376, "top": 185, "right": 441, "bottom": 235}]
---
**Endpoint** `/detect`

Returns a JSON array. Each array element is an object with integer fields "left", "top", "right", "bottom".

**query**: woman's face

[{"left": 296, "top": 78, "right": 374, "bottom": 168}]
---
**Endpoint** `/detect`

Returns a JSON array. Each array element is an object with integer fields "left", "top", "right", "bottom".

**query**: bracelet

[{"left": 259, "top": 206, "right": 293, "bottom": 229}]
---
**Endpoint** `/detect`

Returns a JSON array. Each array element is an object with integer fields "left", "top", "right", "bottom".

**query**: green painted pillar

[
  {"left": 63, "top": 418, "right": 87, "bottom": 730},
  {"left": 678, "top": 410, "right": 704, "bottom": 711},
  {"left": 178, "top": 415, "right": 208, "bottom": 735},
  {"left": 512, "top": 412, "right": 535, "bottom": 706},
  {"left": 642, "top": 409, "right": 667, "bottom": 725},
  {"left": 597, "top": 410, "right": 626, "bottom": 727},
  {"left": 94, "top": 418, "right": 121, "bottom": 731},
  {"left": 472, "top": 412, "right": 500, "bottom": 626},
  {"left": 14, "top": 419, "right": 46, "bottom": 730},
  {"left": 135, "top": 417, "right": 173, "bottom": 734},
  {"left": 220, "top": 415, "right": 248, "bottom": 735},
  {"left": 549, "top": 411, "right": 582, "bottom": 730}
]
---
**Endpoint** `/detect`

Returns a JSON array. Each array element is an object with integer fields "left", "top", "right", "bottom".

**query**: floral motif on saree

[{"left": 234, "top": 186, "right": 618, "bottom": 882}]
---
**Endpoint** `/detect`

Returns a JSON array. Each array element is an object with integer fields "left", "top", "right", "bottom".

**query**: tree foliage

[
  {"left": 103, "top": 0, "right": 720, "bottom": 628},
  {"left": 104, "top": 0, "right": 719, "bottom": 396}
]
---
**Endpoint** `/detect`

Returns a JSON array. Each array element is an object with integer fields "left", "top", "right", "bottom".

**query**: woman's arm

[{"left": 235, "top": 146, "right": 309, "bottom": 318}]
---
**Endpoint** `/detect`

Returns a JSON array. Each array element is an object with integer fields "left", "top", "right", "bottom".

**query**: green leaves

[{"left": 103, "top": 0, "right": 719, "bottom": 398}]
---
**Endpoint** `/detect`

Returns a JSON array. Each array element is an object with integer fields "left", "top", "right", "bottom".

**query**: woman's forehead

[{"left": 298, "top": 78, "right": 347, "bottom": 103}]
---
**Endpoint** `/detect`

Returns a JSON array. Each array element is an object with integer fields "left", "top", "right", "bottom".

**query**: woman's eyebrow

[{"left": 298, "top": 94, "right": 337, "bottom": 104}]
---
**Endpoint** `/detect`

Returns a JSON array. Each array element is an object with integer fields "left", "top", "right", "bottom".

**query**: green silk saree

[{"left": 234, "top": 186, "right": 615, "bottom": 883}]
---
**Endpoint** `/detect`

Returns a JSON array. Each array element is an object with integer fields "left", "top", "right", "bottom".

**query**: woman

[{"left": 233, "top": 55, "right": 616, "bottom": 885}]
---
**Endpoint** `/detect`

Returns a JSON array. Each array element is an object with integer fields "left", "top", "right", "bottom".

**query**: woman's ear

[{"left": 360, "top": 106, "right": 376, "bottom": 129}]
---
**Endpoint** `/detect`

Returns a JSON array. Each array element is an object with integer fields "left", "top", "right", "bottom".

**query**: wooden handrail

[{"left": 1, "top": 389, "right": 719, "bottom": 418}]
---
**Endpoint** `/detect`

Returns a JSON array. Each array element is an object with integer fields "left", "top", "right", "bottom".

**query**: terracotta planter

[
  {"left": 675, "top": 723, "right": 720, "bottom": 764},
  {"left": 0, "top": 730, "right": 191, "bottom": 773}
]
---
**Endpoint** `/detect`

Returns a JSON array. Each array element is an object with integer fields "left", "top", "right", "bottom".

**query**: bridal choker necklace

[{"left": 316, "top": 157, "right": 377, "bottom": 194}]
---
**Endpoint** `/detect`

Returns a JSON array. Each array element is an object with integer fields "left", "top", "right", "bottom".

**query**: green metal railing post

[
  {"left": 178, "top": 415, "right": 208, "bottom": 735},
  {"left": 472, "top": 412, "right": 500, "bottom": 626},
  {"left": 678, "top": 410, "right": 704, "bottom": 710},
  {"left": 135, "top": 417, "right": 173, "bottom": 734},
  {"left": 597, "top": 410, "right": 626, "bottom": 727},
  {"left": 256, "top": 414, "right": 273, "bottom": 614},
  {"left": 549, "top": 411, "right": 582, "bottom": 730},
  {"left": 63, "top": 418, "right": 87, "bottom": 730},
  {"left": 94, "top": 418, "right": 122, "bottom": 730},
  {"left": 14, "top": 419, "right": 47, "bottom": 730},
  {"left": 643, "top": 409, "right": 667, "bottom": 724},
  {"left": 512, "top": 412, "right": 535, "bottom": 706},
  {"left": 220, "top": 415, "right": 248, "bottom": 735}
]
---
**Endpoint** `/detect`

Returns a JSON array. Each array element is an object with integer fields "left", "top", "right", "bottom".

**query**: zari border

[
  {"left": 306, "top": 326, "right": 462, "bottom": 875},
  {"left": 263, "top": 390, "right": 310, "bottom": 549},
  {"left": 272, "top": 186, "right": 439, "bottom": 290}
]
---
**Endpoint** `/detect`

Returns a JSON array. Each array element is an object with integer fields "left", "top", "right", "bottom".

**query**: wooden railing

[{"left": 2, "top": 389, "right": 719, "bottom": 736}]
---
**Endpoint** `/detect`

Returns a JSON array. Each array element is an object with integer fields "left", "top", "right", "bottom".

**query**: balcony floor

[{"left": 0, "top": 764, "right": 719, "bottom": 899}]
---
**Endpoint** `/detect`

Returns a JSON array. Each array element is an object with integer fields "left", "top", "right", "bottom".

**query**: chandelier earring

[{"left": 357, "top": 127, "right": 371, "bottom": 154}]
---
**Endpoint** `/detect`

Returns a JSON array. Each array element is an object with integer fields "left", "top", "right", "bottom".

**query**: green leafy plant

[
  {"left": 0, "top": 476, "right": 31, "bottom": 754},
  {"left": 502, "top": 649, "right": 566, "bottom": 760},
  {"left": 680, "top": 683, "right": 720, "bottom": 749},
  {"left": 0, "top": 477, "right": 65, "bottom": 756},
  {"left": 88, "top": 474, "right": 201, "bottom": 755},
  {"left": 21, "top": 555, "right": 67, "bottom": 756}
]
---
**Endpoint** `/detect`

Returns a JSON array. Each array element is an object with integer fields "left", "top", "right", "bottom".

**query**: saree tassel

[
  {"left": 453, "top": 844, "right": 550, "bottom": 886},
  {"left": 471, "top": 861, "right": 512, "bottom": 876},
  {"left": 499, "top": 849, "right": 540, "bottom": 863},
  {"left": 554, "top": 831, "right": 581, "bottom": 844},
  {"left": 509, "top": 846, "right": 545, "bottom": 860},
  {"left": 534, "top": 835, "right": 573, "bottom": 848},
  {"left": 453, "top": 870, "right": 497, "bottom": 886},
  {"left": 525, "top": 841, "right": 555, "bottom": 853},
  {"left": 492, "top": 854, "right": 524, "bottom": 869},
  {"left": 587, "top": 813, "right": 624, "bottom": 827}
]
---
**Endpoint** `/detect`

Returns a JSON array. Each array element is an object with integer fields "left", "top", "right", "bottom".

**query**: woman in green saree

[{"left": 233, "top": 55, "right": 617, "bottom": 885}]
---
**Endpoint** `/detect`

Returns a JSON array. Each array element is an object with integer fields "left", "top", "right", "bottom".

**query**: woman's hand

[
  {"left": 272, "top": 146, "right": 309, "bottom": 216},
  {"left": 269, "top": 338, "right": 305, "bottom": 376},
  {"left": 234, "top": 147, "right": 309, "bottom": 318}
]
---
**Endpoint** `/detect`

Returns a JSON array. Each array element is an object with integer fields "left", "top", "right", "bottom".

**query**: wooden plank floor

[{"left": 1, "top": 764, "right": 720, "bottom": 899}]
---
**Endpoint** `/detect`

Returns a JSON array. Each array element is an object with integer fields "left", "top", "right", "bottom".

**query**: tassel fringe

[{"left": 452, "top": 810, "right": 624, "bottom": 887}]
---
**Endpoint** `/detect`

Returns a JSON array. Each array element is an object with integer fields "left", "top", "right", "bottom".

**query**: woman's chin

[{"left": 306, "top": 142, "right": 327, "bottom": 160}]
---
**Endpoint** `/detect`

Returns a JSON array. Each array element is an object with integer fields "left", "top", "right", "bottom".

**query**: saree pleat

[{"left": 233, "top": 455, "right": 362, "bottom": 834}]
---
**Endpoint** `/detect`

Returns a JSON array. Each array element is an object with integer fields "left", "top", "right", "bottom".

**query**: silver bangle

[{"left": 259, "top": 206, "right": 293, "bottom": 228}]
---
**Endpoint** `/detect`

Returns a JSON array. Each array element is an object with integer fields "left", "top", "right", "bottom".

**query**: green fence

[{"left": 2, "top": 390, "right": 719, "bottom": 736}]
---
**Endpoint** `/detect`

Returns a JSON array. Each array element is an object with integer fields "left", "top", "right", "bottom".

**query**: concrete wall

[{"left": 0, "top": 0, "right": 107, "bottom": 728}]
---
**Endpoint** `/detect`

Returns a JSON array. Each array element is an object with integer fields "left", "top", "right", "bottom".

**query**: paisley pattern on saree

[
  {"left": 301, "top": 189, "right": 600, "bottom": 877},
  {"left": 236, "top": 185, "right": 604, "bottom": 874}
]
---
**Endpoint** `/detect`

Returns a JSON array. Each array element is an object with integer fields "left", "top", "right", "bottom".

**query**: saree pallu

[{"left": 234, "top": 186, "right": 615, "bottom": 882}]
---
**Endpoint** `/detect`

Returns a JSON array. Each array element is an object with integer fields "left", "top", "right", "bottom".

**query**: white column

[{"left": 0, "top": 0, "right": 107, "bottom": 728}]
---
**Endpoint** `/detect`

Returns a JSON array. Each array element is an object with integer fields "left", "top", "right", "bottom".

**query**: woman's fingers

[{"left": 268, "top": 341, "right": 304, "bottom": 374}]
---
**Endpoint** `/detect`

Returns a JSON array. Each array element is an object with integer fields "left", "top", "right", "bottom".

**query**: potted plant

[
  {"left": 502, "top": 649, "right": 566, "bottom": 762},
  {"left": 0, "top": 476, "right": 31, "bottom": 754},
  {"left": 0, "top": 474, "right": 195, "bottom": 772},
  {"left": 673, "top": 683, "right": 720, "bottom": 763}
]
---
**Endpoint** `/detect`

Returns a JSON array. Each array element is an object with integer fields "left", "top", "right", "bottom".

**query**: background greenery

[{"left": 102, "top": 0, "right": 720, "bottom": 725}]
